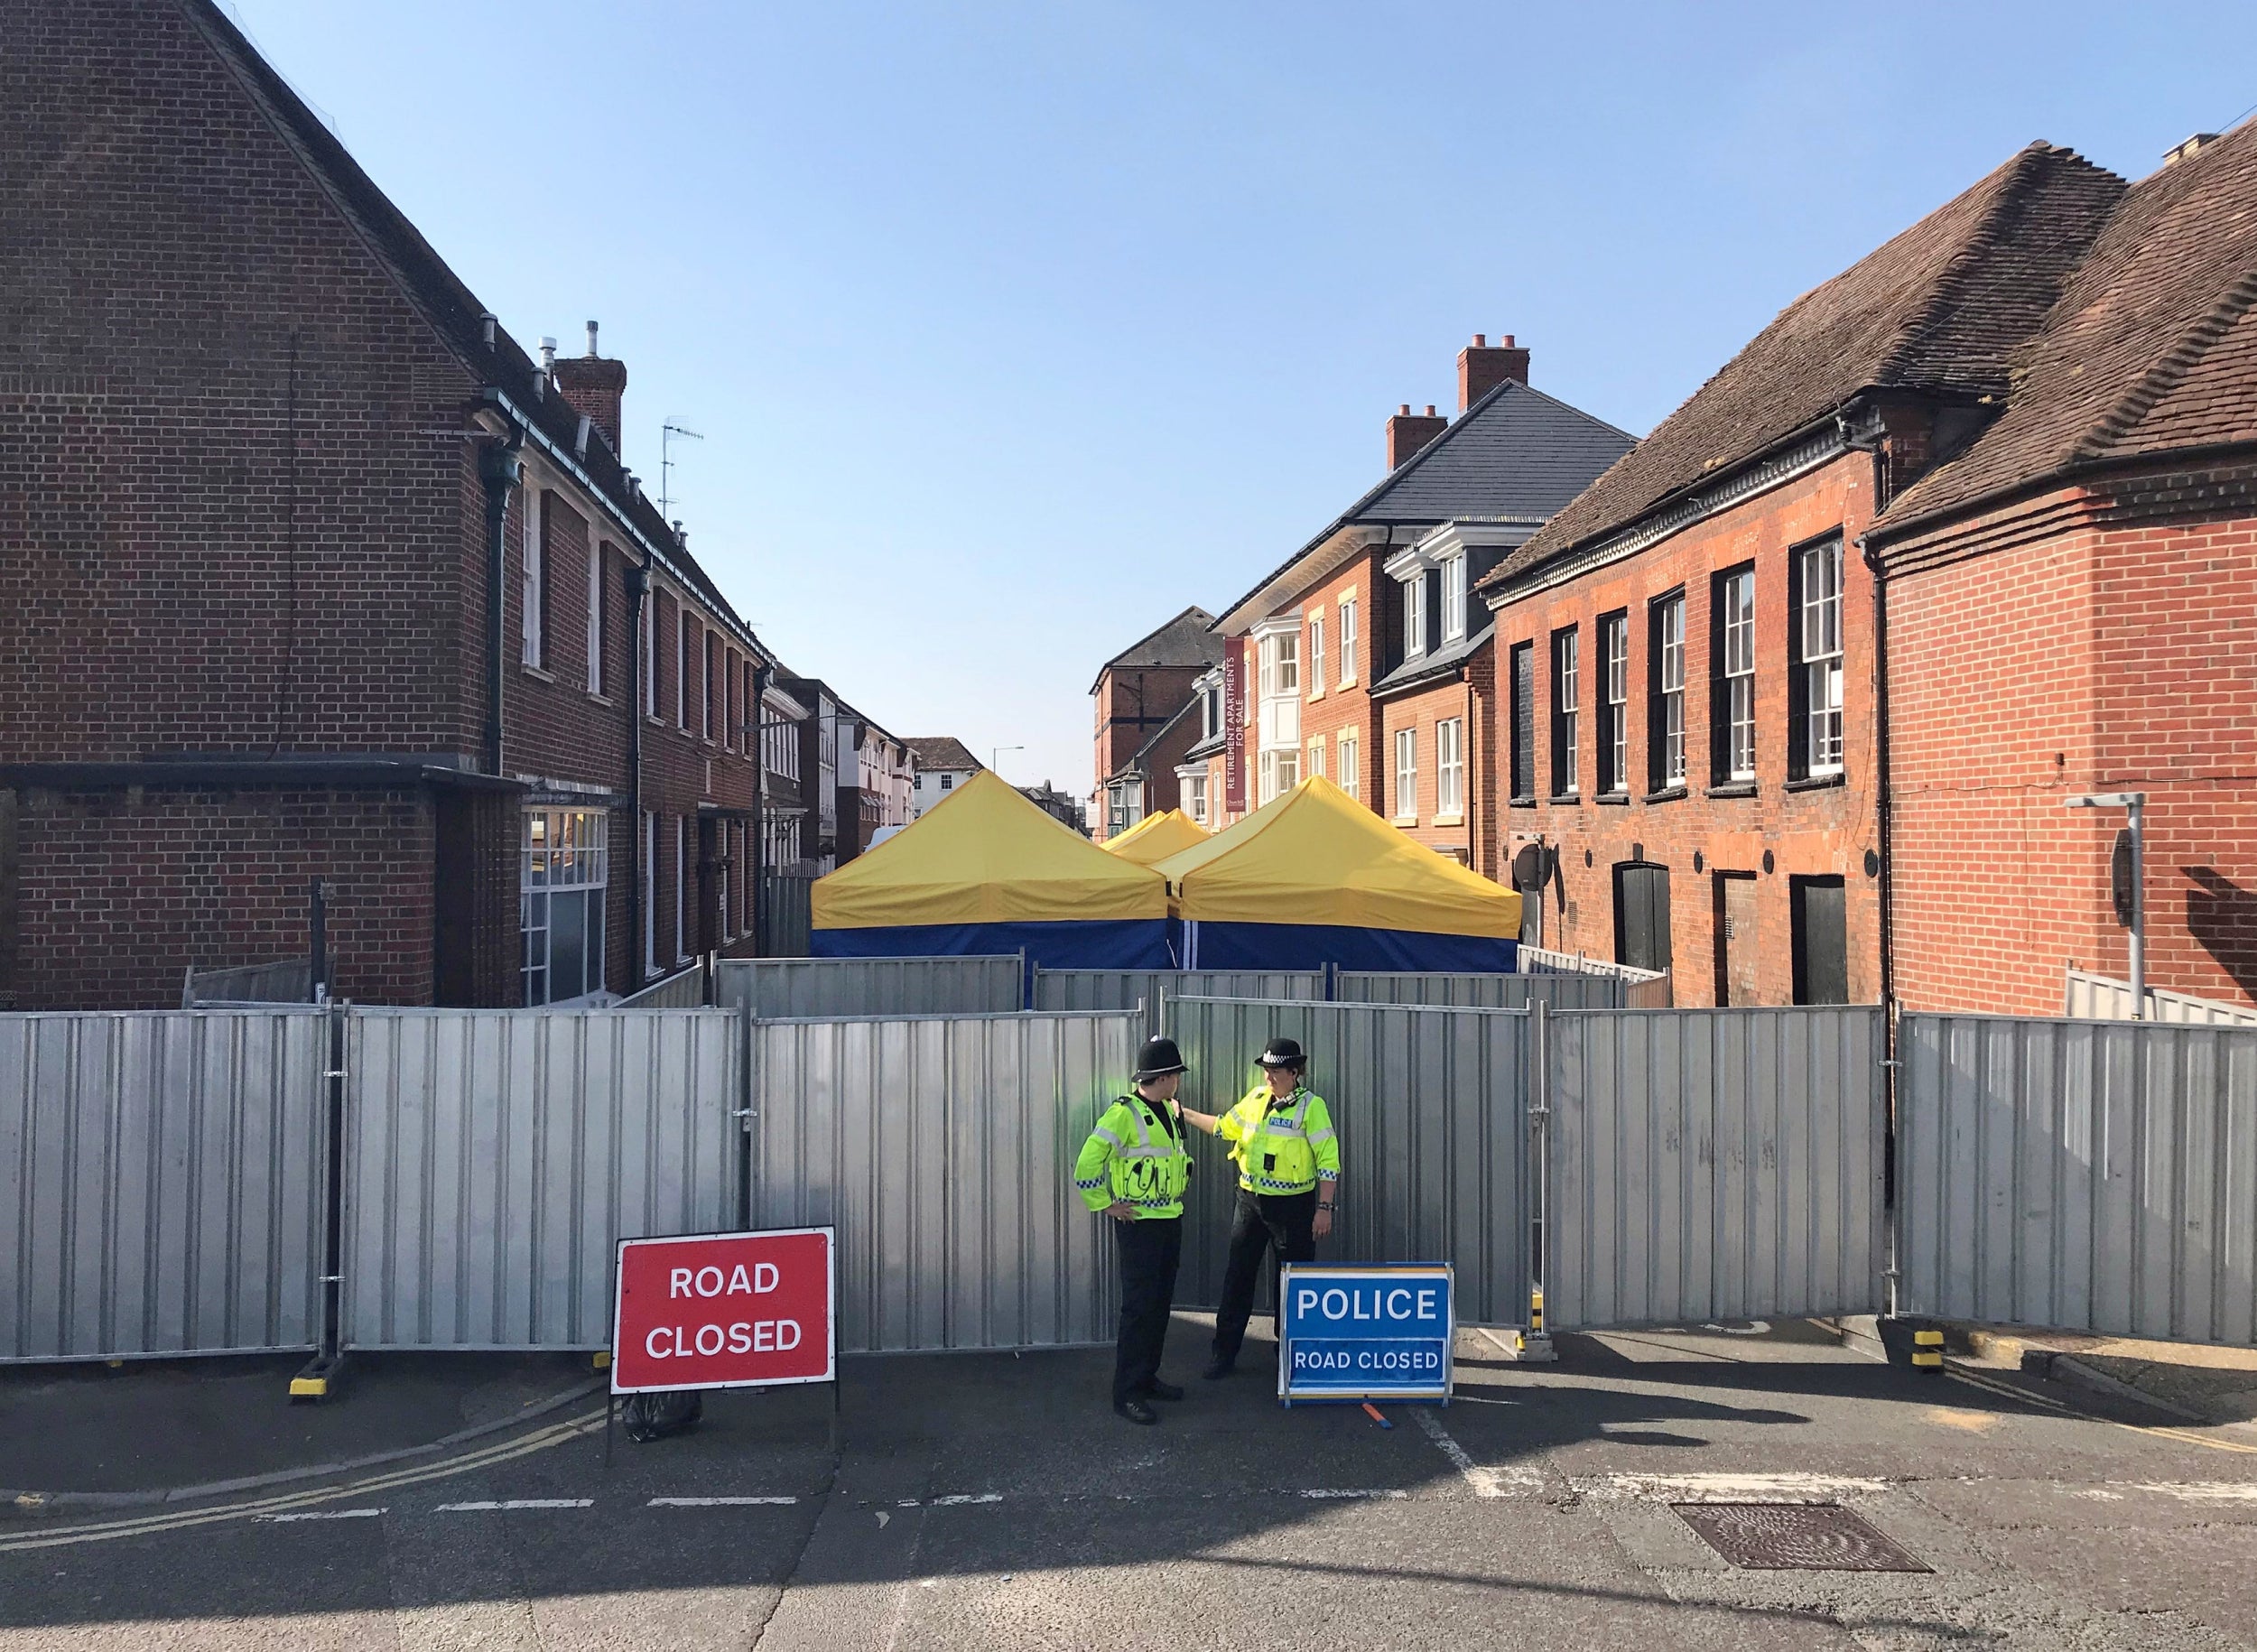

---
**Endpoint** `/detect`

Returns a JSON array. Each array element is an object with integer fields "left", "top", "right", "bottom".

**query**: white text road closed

[{"left": 1278, "top": 1263, "right": 1454, "bottom": 1405}]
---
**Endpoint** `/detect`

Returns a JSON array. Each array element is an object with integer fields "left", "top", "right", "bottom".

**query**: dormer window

[
  {"left": 1441, "top": 553, "right": 1467, "bottom": 644},
  {"left": 1404, "top": 576, "right": 1426, "bottom": 659}
]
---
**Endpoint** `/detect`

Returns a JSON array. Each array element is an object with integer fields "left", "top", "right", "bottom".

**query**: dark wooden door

[
  {"left": 1792, "top": 876, "right": 1848, "bottom": 1005},
  {"left": 1614, "top": 862, "right": 1672, "bottom": 976}
]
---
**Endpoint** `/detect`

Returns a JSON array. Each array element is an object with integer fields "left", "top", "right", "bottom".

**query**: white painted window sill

[
  {"left": 1392, "top": 814, "right": 1419, "bottom": 829},
  {"left": 1432, "top": 812, "right": 1464, "bottom": 827}
]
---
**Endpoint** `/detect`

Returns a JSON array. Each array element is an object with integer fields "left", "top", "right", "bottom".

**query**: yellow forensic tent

[
  {"left": 1152, "top": 775, "right": 1519, "bottom": 970},
  {"left": 1101, "top": 809, "right": 1209, "bottom": 867},
  {"left": 812, "top": 771, "right": 1171, "bottom": 966}
]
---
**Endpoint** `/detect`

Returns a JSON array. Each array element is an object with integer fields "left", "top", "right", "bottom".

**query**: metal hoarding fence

[
  {"left": 1164, "top": 997, "right": 1531, "bottom": 1328},
  {"left": 1518, "top": 946, "right": 1673, "bottom": 1007},
  {"left": 1544, "top": 1007, "right": 1886, "bottom": 1332},
  {"left": 747, "top": 1012, "right": 1138, "bottom": 1353},
  {"left": 1897, "top": 1014, "right": 2257, "bottom": 1345},
  {"left": 617, "top": 961, "right": 707, "bottom": 1009},
  {"left": 180, "top": 959, "right": 315, "bottom": 1007},
  {"left": 2063, "top": 968, "right": 2257, "bottom": 1029},
  {"left": 715, "top": 955, "right": 1023, "bottom": 1021},
  {"left": 0, "top": 1010, "right": 329, "bottom": 1361},
  {"left": 341, "top": 1008, "right": 741, "bottom": 1351},
  {"left": 1030, "top": 970, "right": 1327, "bottom": 1035},
  {"left": 1333, "top": 970, "right": 1624, "bottom": 1011}
]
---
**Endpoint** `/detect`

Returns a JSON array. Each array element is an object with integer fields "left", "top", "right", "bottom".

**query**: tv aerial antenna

[{"left": 660, "top": 419, "right": 704, "bottom": 525}]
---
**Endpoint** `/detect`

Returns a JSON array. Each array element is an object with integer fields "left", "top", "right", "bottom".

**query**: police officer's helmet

[
  {"left": 1255, "top": 1036, "right": 1306, "bottom": 1072},
  {"left": 1133, "top": 1035, "right": 1188, "bottom": 1081}
]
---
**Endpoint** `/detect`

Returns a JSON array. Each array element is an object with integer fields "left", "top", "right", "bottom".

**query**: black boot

[
  {"left": 1202, "top": 1353, "right": 1234, "bottom": 1380},
  {"left": 1144, "top": 1380, "right": 1185, "bottom": 1402},
  {"left": 1114, "top": 1397, "right": 1160, "bottom": 1425}
]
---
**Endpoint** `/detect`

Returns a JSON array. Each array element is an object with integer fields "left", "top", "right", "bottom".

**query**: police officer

[
  {"left": 1177, "top": 1035, "right": 1339, "bottom": 1380},
  {"left": 1073, "top": 1035, "right": 1194, "bottom": 1425}
]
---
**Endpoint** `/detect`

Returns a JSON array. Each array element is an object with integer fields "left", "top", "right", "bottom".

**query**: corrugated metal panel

[
  {"left": 618, "top": 964, "right": 707, "bottom": 1009},
  {"left": 342, "top": 1008, "right": 739, "bottom": 1350},
  {"left": 2064, "top": 969, "right": 2257, "bottom": 1029},
  {"left": 1334, "top": 970, "right": 1623, "bottom": 1011},
  {"left": 0, "top": 1010, "right": 328, "bottom": 1361},
  {"left": 1519, "top": 946, "right": 1673, "bottom": 1007},
  {"left": 748, "top": 1012, "right": 1138, "bottom": 1353},
  {"left": 715, "top": 956, "right": 1022, "bottom": 1021},
  {"left": 1031, "top": 970, "right": 1325, "bottom": 1035},
  {"left": 1546, "top": 1007, "right": 1885, "bottom": 1332},
  {"left": 1165, "top": 997, "right": 1531, "bottom": 1326},
  {"left": 1898, "top": 1014, "right": 2257, "bottom": 1344}
]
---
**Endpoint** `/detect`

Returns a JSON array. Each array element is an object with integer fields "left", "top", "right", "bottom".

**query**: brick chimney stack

[
  {"left": 553, "top": 319, "right": 628, "bottom": 457},
  {"left": 1387, "top": 403, "right": 1448, "bottom": 469},
  {"left": 1458, "top": 332, "right": 1530, "bottom": 411}
]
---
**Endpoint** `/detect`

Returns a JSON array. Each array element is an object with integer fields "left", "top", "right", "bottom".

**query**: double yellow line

[
  {"left": 0, "top": 1408, "right": 609, "bottom": 1553},
  {"left": 1944, "top": 1364, "right": 2257, "bottom": 1456}
]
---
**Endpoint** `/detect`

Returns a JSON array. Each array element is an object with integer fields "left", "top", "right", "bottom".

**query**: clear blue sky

[{"left": 227, "top": 1, "right": 2250, "bottom": 794}]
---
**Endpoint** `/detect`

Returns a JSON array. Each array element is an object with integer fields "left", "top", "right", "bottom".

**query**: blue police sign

[{"left": 1277, "top": 1262, "right": 1454, "bottom": 1405}]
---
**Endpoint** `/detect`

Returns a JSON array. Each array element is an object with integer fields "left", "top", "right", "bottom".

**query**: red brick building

[
  {"left": 1476, "top": 143, "right": 2124, "bottom": 1006},
  {"left": 1204, "top": 337, "right": 1632, "bottom": 878},
  {"left": 0, "top": 1, "right": 789, "bottom": 1007},
  {"left": 1091, "top": 608, "right": 1221, "bottom": 840},
  {"left": 1869, "top": 125, "right": 2257, "bottom": 1015}
]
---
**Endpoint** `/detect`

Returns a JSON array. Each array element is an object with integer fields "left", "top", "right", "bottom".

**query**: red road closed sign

[{"left": 610, "top": 1227, "right": 834, "bottom": 1394}]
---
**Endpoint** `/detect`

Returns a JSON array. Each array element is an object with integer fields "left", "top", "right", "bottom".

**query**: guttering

[
  {"left": 481, "top": 387, "right": 772, "bottom": 666},
  {"left": 0, "top": 758, "right": 521, "bottom": 791}
]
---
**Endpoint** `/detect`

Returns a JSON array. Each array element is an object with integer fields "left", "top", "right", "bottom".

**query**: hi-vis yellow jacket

[
  {"left": 1073, "top": 1094, "right": 1192, "bottom": 1219},
  {"left": 1217, "top": 1085, "right": 1339, "bottom": 1195}
]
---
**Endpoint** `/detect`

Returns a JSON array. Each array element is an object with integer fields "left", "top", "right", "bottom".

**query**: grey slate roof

[
  {"left": 1216, "top": 378, "right": 1635, "bottom": 628},
  {"left": 1091, "top": 607, "right": 1223, "bottom": 692}
]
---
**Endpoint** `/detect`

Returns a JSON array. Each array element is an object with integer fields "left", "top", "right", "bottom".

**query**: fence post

[
  {"left": 1519, "top": 999, "right": 1556, "bottom": 1360},
  {"left": 292, "top": 1000, "right": 350, "bottom": 1401}
]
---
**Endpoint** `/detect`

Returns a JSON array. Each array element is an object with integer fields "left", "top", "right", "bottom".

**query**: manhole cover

[{"left": 1672, "top": 1502, "right": 1930, "bottom": 1572}]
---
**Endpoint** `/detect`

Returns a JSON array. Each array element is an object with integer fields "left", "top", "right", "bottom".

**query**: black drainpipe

[
  {"left": 477, "top": 434, "right": 524, "bottom": 775},
  {"left": 752, "top": 660, "right": 776, "bottom": 952},
  {"left": 625, "top": 555, "right": 650, "bottom": 983}
]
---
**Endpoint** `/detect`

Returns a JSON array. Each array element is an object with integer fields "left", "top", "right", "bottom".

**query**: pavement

[{"left": 4, "top": 1317, "right": 2257, "bottom": 1648}]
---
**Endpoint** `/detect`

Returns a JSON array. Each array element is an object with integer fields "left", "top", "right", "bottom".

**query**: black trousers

[
  {"left": 1112, "top": 1215, "right": 1183, "bottom": 1405},
  {"left": 1212, "top": 1187, "right": 1316, "bottom": 1361}
]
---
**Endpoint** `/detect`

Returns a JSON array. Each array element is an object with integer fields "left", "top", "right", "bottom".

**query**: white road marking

[
  {"left": 1297, "top": 1489, "right": 1409, "bottom": 1499},
  {"left": 1413, "top": 1410, "right": 1543, "bottom": 1498},
  {"left": 647, "top": 1496, "right": 799, "bottom": 1507},
  {"left": 258, "top": 1508, "right": 385, "bottom": 1522},
  {"left": 928, "top": 1493, "right": 1003, "bottom": 1506},
  {"left": 435, "top": 1499, "right": 593, "bottom": 1512},
  {"left": 2113, "top": 1481, "right": 2257, "bottom": 1503},
  {"left": 1581, "top": 1472, "right": 1891, "bottom": 1503}
]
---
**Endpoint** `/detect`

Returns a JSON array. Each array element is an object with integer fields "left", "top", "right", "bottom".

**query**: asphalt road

[{"left": 5, "top": 1318, "right": 2256, "bottom": 1649}]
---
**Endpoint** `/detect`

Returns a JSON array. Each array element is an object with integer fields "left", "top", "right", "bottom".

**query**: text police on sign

[
  {"left": 1277, "top": 1262, "right": 1454, "bottom": 1405},
  {"left": 610, "top": 1227, "right": 835, "bottom": 1394}
]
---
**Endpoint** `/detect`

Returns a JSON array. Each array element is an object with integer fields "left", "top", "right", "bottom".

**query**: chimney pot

[
  {"left": 1457, "top": 331, "right": 1531, "bottom": 410},
  {"left": 1425, "top": 404, "right": 1436, "bottom": 417},
  {"left": 1386, "top": 404, "right": 1450, "bottom": 470},
  {"left": 1398, "top": 404, "right": 1411, "bottom": 416},
  {"left": 479, "top": 311, "right": 497, "bottom": 348},
  {"left": 585, "top": 320, "right": 600, "bottom": 357},
  {"left": 553, "top": 331, "right": 630, "bottom": 457},
  {"left": 539, "top": 336, "right": 557, "bottom": 374}
]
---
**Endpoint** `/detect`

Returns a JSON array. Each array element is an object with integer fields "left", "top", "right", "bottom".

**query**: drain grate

[{"left": 1672, "top": 1502, "right": 1930, "bottom": 1573}]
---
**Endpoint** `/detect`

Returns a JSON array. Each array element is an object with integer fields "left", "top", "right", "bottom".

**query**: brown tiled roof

[
  {"left": 906, "top": 737, "right": 981, "bottom": 773},
  {"left": 1879, "top": 124, "right": 2257, "bottom": 531},
  {"left": 1481, "top": 142, "right": 2124, "bottom": 589}
]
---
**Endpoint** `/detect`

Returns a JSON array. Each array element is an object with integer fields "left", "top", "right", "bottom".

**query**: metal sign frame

[{"left": 1276, "top": 1261, "right": 1454, "bottom": 1406}]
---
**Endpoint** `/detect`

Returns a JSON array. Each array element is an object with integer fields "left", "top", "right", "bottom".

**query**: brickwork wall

[
  {"left": 1091, "top": 663, "right": 1207, "bottom": 836},
  {"left": 1886, "top": 464, "right": 2257, "bottom": 1014},
  {"left": 1375, "top": 653, "right": 1498, "bottom": 876},
  {"left": 1290, "top": 553, "right": 1387, "bottom": 812},
  {"left": 5, "top": 784, "right": 434, "bottom": 1009},
  {"left": 1490, "top": 454, "right": 1884, "bottom": 1005}
]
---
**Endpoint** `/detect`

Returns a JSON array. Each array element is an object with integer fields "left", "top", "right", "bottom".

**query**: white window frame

[
  {"left": 1436, "top": 718, "right": 1463, "bottom": 817},
  {"left": 520, "top": 485, "right": 543, "bottom": 669},
  {"left": 642, "top": 596, "right": 656, "bottom": 718},
  {"left": 1257, "top": 747, "right": 1298, "bottom": 805},
  {"left": 1554, "top": 628, "right": 1579, "bottom": 797},
  {"left": 1306, "top": 736, "right": 1324, "bottom": 781},
  {"left": 1258, "top": 630, "right": 1300, "bottom": 698},
  {"left": 521, "top": 807, "right": 607, "bottom": 1007},
  {"left": 1179, "top": 769, "right": 1209, "bottom": 827},
  {"left": 1338, "top": 598, "right": 1359, "bottom": 686},
  {"left": 1337, "top": 731, "right": 1360, "bottom": 802},
  {"left": 584, "top": 540, "right": 603, "bottom": 694},
  {"left": 1602, "top": 613, "right": 1629, "bottom": 795},
  {"left": 1441, "top": 554, "right": 1467, "bottom": 644},
  {"left": 1394, "top": 727, "right": 1418, "bottom": 821},
  {"left": 1657, "top": 593, "right": 1686, "bottom": 788},
  {"left": 1722, "top": 568, "right": 1755, "bottom": 781},
  {"left": 1308, "top": 615, "right": 1325, "bottom": 696},
  {"left": 1404, "top": 576, "right": 1426, "bottom": 660},
  {"left": 676, "top": 611, "right": 691, "bottom": 731},
  {"left": 1799, "top": 541, "right": 1844, "bottom": 775}
]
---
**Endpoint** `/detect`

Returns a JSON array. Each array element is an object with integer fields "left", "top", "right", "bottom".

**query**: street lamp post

[
  {"left": 992, "top": 745, "right": 1023, "bottom": 777},
  {"left": 2066, "top": 792, "right": 2146, "bottom": 1018}
]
